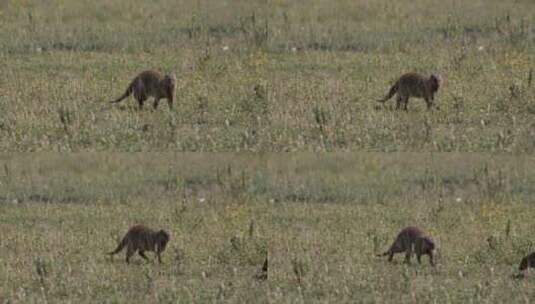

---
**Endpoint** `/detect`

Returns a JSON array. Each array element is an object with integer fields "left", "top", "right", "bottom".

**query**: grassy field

[
  {"left": 0, "top": 154, "right": 270, "bottom": 302},
  {"left": 0, "top": 0, "right": 533, "bottom": 151},
  {"left": 1, "top": 0, "right": 535, "bottom": 302},
  {"left": 1, "top": 154, "right": 535, "bottom": 302}
]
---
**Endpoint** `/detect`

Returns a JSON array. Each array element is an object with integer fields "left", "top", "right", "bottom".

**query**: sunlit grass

[
  {"left": 0, "top": 0, "right": 533, "bottom": 151},
  {"left": 1, "top": 154, "right": 535, "bottom": 302}
]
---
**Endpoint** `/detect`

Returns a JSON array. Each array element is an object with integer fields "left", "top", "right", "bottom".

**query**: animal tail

[
  {"left": 108, "top": 237, "right": 127, "bottom": 255},
  {"left": 110, "top": 80, "right": 135, "bottom": 104},
  {"left": 377, "top": 81, "right": 399, "bottom": 103}
]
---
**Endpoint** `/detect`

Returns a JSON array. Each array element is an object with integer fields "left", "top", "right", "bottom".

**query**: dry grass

[
  {"left": 1, "top": 0, "right": 535, "bottom": 302},
  {"left": 0, "top": 0, "right": 533, "bottom": 151},
  {"left": 1, "top": 154, "right": 535, "bottom": 302}
]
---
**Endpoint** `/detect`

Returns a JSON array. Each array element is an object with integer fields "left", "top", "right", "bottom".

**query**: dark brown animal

[
  {"left": 378, "top": 72, "right": 441, "bottom": 111},
  {"left": 111, "top": 70, "right": 176, "bottom": 110},
  {"left": 109, "top": 224, "right": 170, "bottom": 264},
  {"left": 519, "top": 252, "right": 535, "bottom": 271},
  {"left": 378, "top": 226, "right": 436, "bottom": 266}
]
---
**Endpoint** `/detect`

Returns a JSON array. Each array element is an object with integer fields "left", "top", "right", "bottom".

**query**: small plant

[
  {"left": 57, "top": 107, "right": 72, "bottom": 134},
  {"left": 291, "top": 258, "right": 308, "bottom": 285},
  {"left": 486, "top": 235, "right": 499, "bottom": 250},
  {"left": 34, "top": 257, "right": 50, "bottom": 300},
  {"left": 248, "top": 219, "right": 255, "bottom": 238},
  {"left": 249, "top": 12, "right": 269, "bottom": 48},
  {"left": 196, "top": 96, "right": 209, "bottom": 125},
  {"left": 452, "top": 94, "right": 465, "bottom": 123},
  {"left": 472, "top": 164, "right": 507, "bottom": 201},
  {"left": 505, "top": 219, "right": 512, "bottom": 239},
  {"left": 508, "top": 83, "right": 521, "bottom": 100},
  {"left": 312, "top": 105, "right": 331, "bottom": 143},
  {"left": 423, "top": 118, "right": 432, "bottom": 143},
  {"left": 173, "top": 247, "right": 185, "bottom": 275}
]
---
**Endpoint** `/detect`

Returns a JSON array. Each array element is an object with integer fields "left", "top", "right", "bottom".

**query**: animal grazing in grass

[
  {"left": 108, "top": 224, "right": 170, "bottom": 264},
  {"left": 110, "top": 70, "right": 176, "bottom": 110},
  {"left": 377, "top": 72, "right": 441, "bottom": 111},
  {"left": 378, "top": 226, "right": 436, "bottom": 266}
]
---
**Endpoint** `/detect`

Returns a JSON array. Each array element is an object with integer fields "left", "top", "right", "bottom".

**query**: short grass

[
  {"left": 1, "top": 154, "right": 535, "bottom": 302},
  {"left": 0, "top": 0, "right": 534, "bottom": 151},
  {"left": 0, "top": 154, "right": 269, "bottom": 303}
]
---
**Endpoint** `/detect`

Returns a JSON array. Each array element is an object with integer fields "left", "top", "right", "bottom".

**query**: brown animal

[
  {"left": 519, "top": 252, "right": 535, "bottom": 271},
  {"left": 111, "top": 70, "right": 176, "bottom": 110},
  {"left": 108, "top": 224, "right": 170, "bottom": 264},
  {"left": 378, "top": 226, "right": 436, "bottom": 266},
  {"left": 378, "top": 72, "right": 441, "bottom": 111}
]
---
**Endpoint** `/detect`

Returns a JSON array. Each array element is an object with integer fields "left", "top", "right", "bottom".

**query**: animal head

[
  {"left": 418, "top": 236, "right": 436, "bottom": 256},
  {"left": 156, "top": 229, "right": 170, "bottom": 251},
  {"left": 429, "top": 74, "right": 441, "bottom": 92},
  {"left": 165, "top": 74, "right": 177, "bottom": 86},
  {"left": 520, "top": 257, "right": 528, "bottom": 271},
  {"left": 519, "top": 254, "right": 534, "bottom": 271},
  {"left": 160, "top": 74, "right": 176, "bottom": 93}
]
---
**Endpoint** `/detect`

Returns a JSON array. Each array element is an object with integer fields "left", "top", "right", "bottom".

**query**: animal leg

[
  {"left": 157, "top": 252, "right": 163, "bottom": 264},
  {"left": 138, "top": 251, "right": 150, "bottom": 261},
  {"left": 424, "top": 96, "right": 433, "bottom": 110},
  {"left": 395, "top": 95, "right": 403, "bottom": 110},
  {"left": 403, "top": 97, "right": 409, "bottom": 111},
  {"left": 153, "top": 98, "right": 160, "bottom": 110},
  {"left": 417, "top": 254, "right": 422, "bottom": 264},
  {"left": 135, "top": 95, "right": 147, "bottom": 110},
  {"left": 126, "top": 247, "right": 135, "bottom": 264},
  {"left": 404, "top": 247, "right": 413, "bottom": 264},
  {"left": 133, "top": 85, "right": 147, "bottom": 109}
]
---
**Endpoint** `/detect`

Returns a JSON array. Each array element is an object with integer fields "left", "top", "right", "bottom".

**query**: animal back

[
  {"left": 398, "top": 74, "right": 427, "bottom": 98},
  {"left": 396, "top": 226, "right": 425, "bottom": 248}
]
